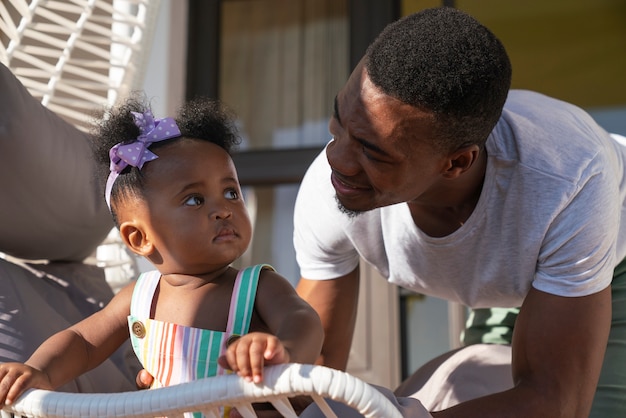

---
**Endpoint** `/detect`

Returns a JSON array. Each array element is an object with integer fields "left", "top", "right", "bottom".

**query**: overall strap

[
  {"left": 225, "top": 264, "right": 274, "bottom": 336},
  {"left": 130, "top": 270, "right": 161, "bottom": 318}
]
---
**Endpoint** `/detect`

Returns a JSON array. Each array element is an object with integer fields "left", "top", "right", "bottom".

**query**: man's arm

[
  {"left": 295, "top": 267, "right": 360, "bottom": 371},
  {"left": 433, "top": 286, "right": 611, "bottom": 418}
]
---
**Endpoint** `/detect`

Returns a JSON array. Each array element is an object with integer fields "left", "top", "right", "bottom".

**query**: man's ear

[
  {"left": 442, "top": 144, "right": 481, "bottom": 179},
  {"left": 119, "top": 221, "right": 154, "bottom": 256}
]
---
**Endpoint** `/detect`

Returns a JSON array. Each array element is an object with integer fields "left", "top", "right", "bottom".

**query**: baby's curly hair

[
  {"left": 365, "top": 7, "right": 512, "bottom": 152},
  {"left": 91, "top": 94, "right": 241, "bottom": 224}
]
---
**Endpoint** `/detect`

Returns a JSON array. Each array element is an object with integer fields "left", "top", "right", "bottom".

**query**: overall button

[{"left": 131, "top": 321, "right": 146, "bottom": 338}]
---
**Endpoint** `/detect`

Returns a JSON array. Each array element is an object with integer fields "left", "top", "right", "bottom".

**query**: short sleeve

[
  {"left": 534, "top": 152, "right": 618, "bottom": 296},
  {"left": 293, "top": 148, "right": 360, "bottom": 280}
]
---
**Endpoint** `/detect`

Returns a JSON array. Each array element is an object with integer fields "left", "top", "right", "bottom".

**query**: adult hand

[{"left": 135, "top": 369, "right": 154, "bottom": 390}]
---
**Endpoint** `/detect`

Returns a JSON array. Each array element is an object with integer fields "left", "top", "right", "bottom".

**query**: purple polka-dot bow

[{"left": 105, "top": 110, "right": 181, "bottom": 208}]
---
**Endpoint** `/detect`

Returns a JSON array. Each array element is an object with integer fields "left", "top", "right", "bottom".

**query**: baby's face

[{"left": 134, "top": 138, "right": 252, "bottom": 275}]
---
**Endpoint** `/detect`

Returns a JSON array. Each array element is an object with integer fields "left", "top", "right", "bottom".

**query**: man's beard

[{"left": 335, "top": 196, "right": 364, "bottom": 219}]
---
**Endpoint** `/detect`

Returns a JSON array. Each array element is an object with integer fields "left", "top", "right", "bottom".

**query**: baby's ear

[{"left": 119, "top": 221, "right": 154, "bottom": 256}]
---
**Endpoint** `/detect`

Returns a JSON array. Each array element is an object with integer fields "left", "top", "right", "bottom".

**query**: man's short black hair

[{"left": 366, "top": 7, "right": 512, "bottom": 152}]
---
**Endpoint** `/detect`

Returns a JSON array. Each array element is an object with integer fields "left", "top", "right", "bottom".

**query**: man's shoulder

[{"left": 492, "top": 90, "right": 618, "bottom": 181}]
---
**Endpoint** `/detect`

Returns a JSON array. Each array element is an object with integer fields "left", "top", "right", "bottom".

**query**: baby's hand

[
  {"left": 0, "top": 362, "right": 53, "bottom": 406},
  {"left": 218, "top": 332, "right": 290, "bottom": 383}
]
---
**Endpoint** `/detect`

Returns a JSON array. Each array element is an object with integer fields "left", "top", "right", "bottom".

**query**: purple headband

[{"left": 105, "top": 110, "right": 181, "bottom": 209}]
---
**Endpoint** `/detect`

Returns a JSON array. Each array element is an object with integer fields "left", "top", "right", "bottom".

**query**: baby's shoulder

[{"left": 254, "top": 266, "right": 295, "bottom": 291}]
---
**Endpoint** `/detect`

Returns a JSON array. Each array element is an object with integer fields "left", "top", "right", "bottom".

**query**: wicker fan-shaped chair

[
  {"left": 1, "top": 363, "right": 404, "bottom": 418},
  {"left": 0, "top": 0, "right": 163, "bottom": 283},
  {"left": 0, "top": 0, "right": 160, "bottom": 131}
]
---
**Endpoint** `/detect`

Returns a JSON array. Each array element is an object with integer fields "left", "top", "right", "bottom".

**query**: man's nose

[{"left": 326, "top": 136, "right": 360, "bottom": 176}]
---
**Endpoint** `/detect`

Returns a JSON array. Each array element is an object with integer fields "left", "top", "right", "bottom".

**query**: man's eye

[
  {"left": 184, "top": 196, "right": 203, "bottom": 206},
  {"left": 362, "top": 146, "right": 382, "bottom": 162},
  {"left": 225, "top": 190, "right": 239, "bottom": 200}
]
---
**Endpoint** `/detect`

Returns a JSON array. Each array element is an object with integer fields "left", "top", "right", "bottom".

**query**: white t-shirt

[{"left": 294, "top": 90, "right": 626, "bottom": 308}]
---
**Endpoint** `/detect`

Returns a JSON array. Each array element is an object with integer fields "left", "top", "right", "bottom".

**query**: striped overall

[{"left": 128, "top": 264, "right": 272, "bottom": 418}]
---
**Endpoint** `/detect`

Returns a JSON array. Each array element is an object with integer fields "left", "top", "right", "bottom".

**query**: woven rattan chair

[
  {"left": 0, "top": 0, "right": 160, "bottom": 131},
  {"left": 1, "top": 0, "right": 162, "bottom": 281},
  {"left": 1, "top": 363, "right": 403, "bottom": 418}
]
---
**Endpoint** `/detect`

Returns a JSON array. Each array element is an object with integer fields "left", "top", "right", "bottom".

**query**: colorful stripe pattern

[{"left": 128, "top": 264, "right": 272, "bottom": 417}]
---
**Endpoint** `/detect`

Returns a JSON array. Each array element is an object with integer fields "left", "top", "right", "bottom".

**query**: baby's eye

[
  {"left": 224, "top": 189, "right": 239, "bottom": 200},
  {"left": 184, "top": 195, "right": 204, "bottom": 206}
]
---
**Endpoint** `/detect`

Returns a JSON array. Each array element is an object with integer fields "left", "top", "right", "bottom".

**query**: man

[{"left": 294, "top": 7, "right": 625, "bottom": 417}]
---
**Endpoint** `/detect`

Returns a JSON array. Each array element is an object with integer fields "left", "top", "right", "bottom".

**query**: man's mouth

[{"left": 330, "top": 172, "right": 370, "bottom": 197}]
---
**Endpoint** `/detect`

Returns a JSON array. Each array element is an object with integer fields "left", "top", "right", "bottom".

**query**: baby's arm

[
  {"left": 219, "top": 270, "right": 324, "bottom": 383},
  {"left": 0, "top": 283, "right": 135, "bottom": 405}
]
